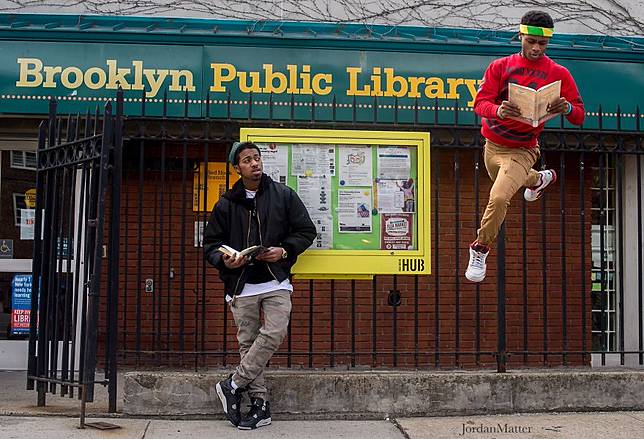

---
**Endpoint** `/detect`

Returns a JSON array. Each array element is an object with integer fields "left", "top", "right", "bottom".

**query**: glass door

[{"left": 0, "top": 149, "right": 37, "bottom": 370}]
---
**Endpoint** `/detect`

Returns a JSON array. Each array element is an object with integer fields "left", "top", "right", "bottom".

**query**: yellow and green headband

[{"left": 519, "top": 24, "right": 554, "bottom": 37}]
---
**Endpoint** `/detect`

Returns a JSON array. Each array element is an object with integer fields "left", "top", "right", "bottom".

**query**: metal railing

[{"left": 108, "top": 91, "right": 643, "bottom": 372}]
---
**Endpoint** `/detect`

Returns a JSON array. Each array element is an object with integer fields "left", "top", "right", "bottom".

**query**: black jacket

[{"left": 204, "top": 174, "right": 316, "bottom": 299}]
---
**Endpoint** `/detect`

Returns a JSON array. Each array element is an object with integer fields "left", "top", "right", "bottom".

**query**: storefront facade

[{"left": 0, "top": 14, "right": 642, "bottom": 372}]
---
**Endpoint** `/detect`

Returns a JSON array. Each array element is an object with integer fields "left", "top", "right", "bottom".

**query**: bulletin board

[{"left": 240, "top": 128, "right": 431, "bottom": 279}]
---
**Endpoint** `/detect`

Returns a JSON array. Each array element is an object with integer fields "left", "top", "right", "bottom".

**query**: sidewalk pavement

[
  {"left": 2, "top": 371, "right": 643, "bottom": 438},
  {"left": 1, "top": 412, "right": 643, "bottom": 439}
]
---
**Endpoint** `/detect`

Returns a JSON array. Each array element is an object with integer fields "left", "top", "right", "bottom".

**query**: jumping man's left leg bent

[{"left": 466, "top": 141, "right": 540, "bottom": 283}]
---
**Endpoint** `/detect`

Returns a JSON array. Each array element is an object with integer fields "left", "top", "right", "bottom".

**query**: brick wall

[{"left": 102, "top": 148, "right": 593, "bottom": 370}]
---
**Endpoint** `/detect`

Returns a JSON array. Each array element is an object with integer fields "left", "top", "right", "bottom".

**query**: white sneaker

[
  {"left": 524, "top": 169, "right": 557, "bottom": 202},
  {"left": 465, "top": 243, "right": 490, "bottom": 283}
]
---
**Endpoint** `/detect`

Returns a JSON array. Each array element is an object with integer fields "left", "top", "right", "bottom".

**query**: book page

[
  {"left": 218, "top": 245, "right": 238, "bottom": 258},
  {"left": 508, "top": 83, "right": 537, "bottom": 121},
  {"left": 238, "top": 245, "right": 266, "bottom": 258},
  {"left": 535, "top": 80, "right": 561, "bottom": 122}
]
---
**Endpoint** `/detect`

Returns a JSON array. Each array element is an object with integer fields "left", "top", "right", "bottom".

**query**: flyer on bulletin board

[
  {"left": 381, "top": 213, "right": 414, "bottom": 250},
  {"left": 258, "top": 143, "right": 289, "bottom": 184},
  {"left": 338, "top": 188, "right": 372, "bottom": 233},
  {"left": 339, "top": 146, "right": 372, "bottom": 186}
]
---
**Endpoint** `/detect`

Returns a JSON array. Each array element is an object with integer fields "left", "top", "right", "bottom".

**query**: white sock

[{"left": 230, "top": 379, "right": 239, "bottom": 390}]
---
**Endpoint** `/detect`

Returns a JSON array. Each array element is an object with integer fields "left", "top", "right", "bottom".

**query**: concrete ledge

[{"left": 123, "top": 369, "right": 644, "bottom": 418}]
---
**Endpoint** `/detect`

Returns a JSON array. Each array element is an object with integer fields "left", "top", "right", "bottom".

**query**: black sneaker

[
  {"left": 238, "top": 397, "right": 271, "bottom": 430},
  {"left": 215, "top": 376, "right": 244, "bottom": 426}
]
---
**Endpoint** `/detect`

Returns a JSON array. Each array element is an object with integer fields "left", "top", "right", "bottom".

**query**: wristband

[{"left": 565, "top": 102, "right": 573, "bottom": 115}]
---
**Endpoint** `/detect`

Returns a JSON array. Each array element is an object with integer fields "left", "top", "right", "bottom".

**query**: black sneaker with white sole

[
  {"left": 216, "top": 375, "right": 244, "bottom": 426},
  {"left": 238, "top": 397, "right": 271, "bottom": 430}
]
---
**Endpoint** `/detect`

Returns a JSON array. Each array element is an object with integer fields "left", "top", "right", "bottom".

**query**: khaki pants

[
  {"left": 477, "top": 140, "right": 541, "bottom": 246},
  {"left": 230, "top": 289, "right": 292, "bottom": 401}
]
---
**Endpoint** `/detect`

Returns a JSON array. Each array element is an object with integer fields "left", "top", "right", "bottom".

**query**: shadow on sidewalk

[{"left": 0, "top": 370, "right": 122, "bottom": 417}]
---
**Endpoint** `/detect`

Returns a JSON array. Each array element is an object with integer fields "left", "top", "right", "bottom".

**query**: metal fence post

[{"left": 497, "top": 223, "right": 507, "bottom": 373}]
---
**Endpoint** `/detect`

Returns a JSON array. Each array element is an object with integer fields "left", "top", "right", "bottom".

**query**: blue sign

[{"left": 11, "top": 274, "right": 32, "bottom": 335}]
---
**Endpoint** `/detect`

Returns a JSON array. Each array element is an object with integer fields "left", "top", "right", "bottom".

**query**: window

[
  {"left": 12, "top": 193, "right": 27, "bottom": 226},
  {"left": 10, "top": 150, "right": 37, "bottom": 170},
  {"left": 590, "top": 154, "right": 617, "bottom": 352}
]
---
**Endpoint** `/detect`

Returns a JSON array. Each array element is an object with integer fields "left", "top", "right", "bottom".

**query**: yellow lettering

[
  {"left": 311, "top": 73, "right": 332, "bottom": 95},
  {"left": 60, "top": 67, "right": 83, "bottom": 89},
  {"left": 299, "top": 65, "right": 312, "bottom": 94},
  {"left": 106, "top": 59, "right": 132, "bottom": 90},
  {"left": 210, "top": 63, "right": 236, "bottom": 93},
  {"left": 16, "top": 58, "right": 43, "bottom": 87},
  {"left": 346, "top": 67, "right": 370, "bottom": 96},
  {"left": 237, "top": 71, "right": 262, "bottom": 93},
  {"left": 463, "top": 79, "right": 479, "bottom": 107},
  {"left": 43, "top": 66, "right": 62, "bottom": 88},
  {"left": 383, "top": 68, "right": 408, "bottom": 98},
  {"left": 169, "top": 69, "right": 195, "bottom": 92},
  {"left": 84, "top": 67, "right": 107, "bottom": 90},
  {"left": 132, "top": 60, "right": 144, "bottom": 91},
  {"left": 262, "top": 64, "right": 287, "bottom": 94},
  {"left": 407, "top": 77, "right": 424, "bottom": 98},
  {"left": 143, "top": 69, "right": 168, "bottom": 98},
  {"left": 370, "top": 67, "right": 383, "bottom": 97},
  {"left": 423, "top": 77, "right": 446, "bottom": 99},
  {"left": 286, "top": 65, "right": 299, "bottom": 94},
  {"left": 446, "top": 78, "right": 465, "bottom": 99}
]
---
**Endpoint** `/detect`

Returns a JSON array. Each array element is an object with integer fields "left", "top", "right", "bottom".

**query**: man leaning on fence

[
  {"left": 465, "top": 10, "right": 585, "bottom": 283},
  {"left": 204, "top": 141, "right": 316, "bottom": 429}
]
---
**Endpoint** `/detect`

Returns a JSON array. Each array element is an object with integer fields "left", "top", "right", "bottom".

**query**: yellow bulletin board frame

[{"left": 241, "top": 128, "right": 430, "bottom": 279}]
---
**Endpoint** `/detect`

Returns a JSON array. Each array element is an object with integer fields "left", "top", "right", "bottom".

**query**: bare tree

[{"left": 1, "top": 0, "right": 642, "bottom": 36}]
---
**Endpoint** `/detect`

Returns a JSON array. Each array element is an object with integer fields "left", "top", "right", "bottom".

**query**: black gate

[{"left": 26, "top": 94, "right": 123, "bottom": 426}]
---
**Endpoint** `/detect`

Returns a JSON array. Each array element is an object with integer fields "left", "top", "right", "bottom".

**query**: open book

[
  {"left": 217, "top": 244, "right": 266, "bottom": 260},
  {"left": 508, "top": 80, "right": 561, "bottom": 127}
]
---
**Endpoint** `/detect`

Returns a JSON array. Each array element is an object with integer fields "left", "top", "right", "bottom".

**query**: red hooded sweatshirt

[{"left": 474, "top": 53, "right": 585, "bottom": 148}]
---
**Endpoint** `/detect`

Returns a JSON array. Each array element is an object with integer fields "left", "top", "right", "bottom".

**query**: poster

[
  {"left": 194, "top": 221, "right": 204, "bottom": 248},
  {"left": 297, "top": 176, "right": 331, "bottom": 215},
  {"left": 291, "top": 144, "right": 335, "bottom": 177},
  {"left": 20, "top": 209, "right": 35, "bottom": 240},
  {"left": 377, "top": 147, "right": 410, "bottom": 180},
  {"left": 376, "top": 180, "right": 404, "bottom": 213},
  {"left": 258, "top": 143, "right": 288, "bottom": 183},
  {"left": 310, "top": 214, "right": 333, "bottom": 249},
  {"left": 11, "top": 274, "right": 32, "bottom": 335},
  {"left": 193, "top": 162, "right": 240, "bottom": 212},
  {"left": 376, "top": 179, "right": 415, "bottom": 213},
  {"left": 0, "top": 239, "right": 13, "bottom": 258},
  {"left": 380, "top": 213, "right": 414, "bottom": 250},
  {"left": 338, "top": 188, "right": 372, "bottom": 233},
  {"left": 339, "top": 146, "right": 372, "bottom": 186}
]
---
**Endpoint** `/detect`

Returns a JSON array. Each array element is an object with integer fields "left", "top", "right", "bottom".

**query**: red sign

[
  {"left": 380, "top": 213, "right": 414, "bottom": 250},
  {"left": 11, "top": 309, "right": 30, "bottom": 331}
]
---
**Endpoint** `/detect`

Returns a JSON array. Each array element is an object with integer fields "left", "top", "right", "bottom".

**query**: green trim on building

[
  {"left": 1, "top": 14, "right": 643, "bottom": 62},
  {"left": 0, "top": 14, "right": 641, "bottom": 129}
]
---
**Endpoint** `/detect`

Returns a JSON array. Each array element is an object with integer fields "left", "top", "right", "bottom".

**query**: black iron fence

[
  {"left": 27, "top": 95, "right": 122, "bottom": 424},
  {"left": 108, "top": 91, "right": 642, "bottom": 372}
]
